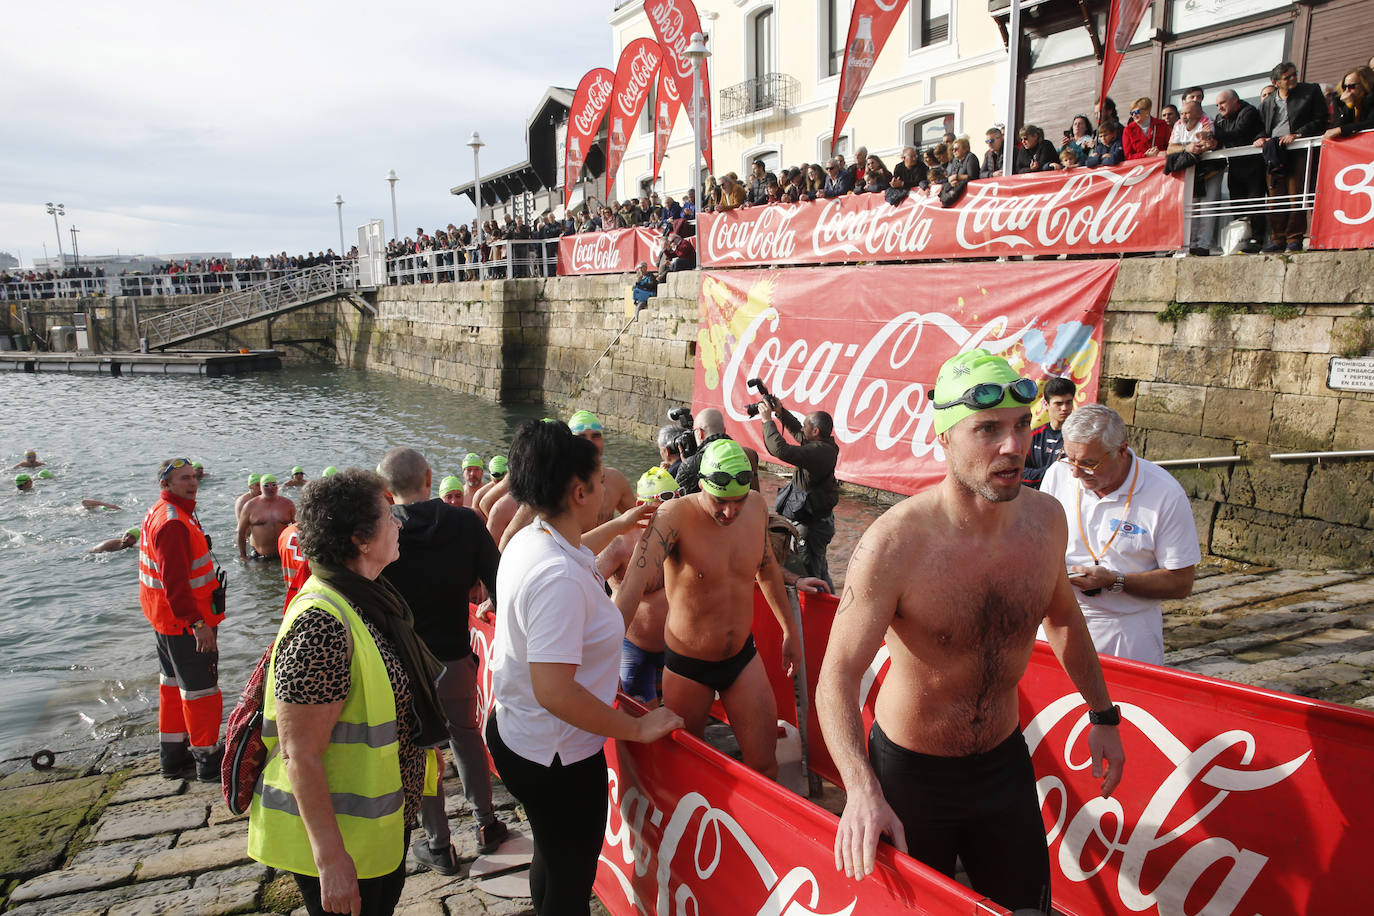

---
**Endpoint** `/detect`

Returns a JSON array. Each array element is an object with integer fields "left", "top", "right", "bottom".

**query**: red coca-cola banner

[
  {"left": 693, "top": 261, "right": 1116, "bottom": 495},
  {"left": 605, "top": 38, "right": 662, "bottom": 200},
  {"left": 831, "top": 0, "right": 909, "bottom": 154},
  {"left": 697, "top": 159, "right": 1184, "bottom": 266},
  {"left": 564, "top": 67, "right": 616, "bottom": 210},
  {"left": 469, "top": 588, "right": 1374, "bottom": 916},
  {"left": 652, "top": 62, "right": 682, "bottom": 182},
  {"left": 1310, "top": 130, "right": 1374, "bottom": 249},
  {"left": 557, "top": 227, "right": 662, "bottom": 275},
  {"left": 643, "top": 0, "right": 713, "bottom": 174}
]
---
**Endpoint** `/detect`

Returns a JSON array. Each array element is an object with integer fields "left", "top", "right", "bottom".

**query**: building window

[
  {"left": 751, "top": 6, "right": 777, "bottom": 109},
  {"left": 912, "top": 0, "right": 950, "bottom": 51},
  {"left": 640, "top": 85, "right": 658, "bottom": 135},
  {"left": 909, "top": 113, "right": 955, "bottom": 148},
  {"left": 825, "top": 0, "right": 843, "bottom": 77},
  {"left": 1169, "top": 0, "right": 1289, "bottom": 38},
  {"left": 1165, "top": 25, "right": 1291, "bottom": 109}
]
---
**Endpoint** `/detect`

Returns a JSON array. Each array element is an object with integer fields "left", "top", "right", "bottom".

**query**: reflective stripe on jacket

[
  {"left": 247, "top": 577, "right": 405, "bottom": 879},
  {"left": 139, "top": 499, "right": 220, "bottom": 634}
]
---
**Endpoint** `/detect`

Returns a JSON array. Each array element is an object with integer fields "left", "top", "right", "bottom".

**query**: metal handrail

[
  {"left": 1270, "top": 450, "right": 1374, "bottom": 461},
  {"left": 1154, "top": 456, "right": 1243, "bottom": 467}
]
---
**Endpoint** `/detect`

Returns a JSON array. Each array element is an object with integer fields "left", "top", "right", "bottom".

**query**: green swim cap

[
  {"left": 698, "top": 439, "right": 752, "bottom": 498},
  {"left": 260, "top": 474, "right": 277, "bottom": 484},
  {"left": 291, "top": 466, "right": 304, "bottom": 475},
  {"left": 322, "top": 466, "right": 338, "bottom": 477},
  {"left": 568, "top": 410, "right": 602, "bottom": 434},
  {"left": 36, "top": 469, "right": 53, "bottom": 479},
  {"left": 192, "top": 461, "right": 203, "bottom": 469},
  {"left": 462, "top": 453, "right": 483, "bottom": 470},
  {"left": 636, "top": 466, "right": 678, "bottom": 500},
  {"left": 247, "top": 473, "right": 261, "bottom": 485},
  {"left": 931, "top": 349, "right": 1035, "bottom": 436},
  {"left": 15, "top": 473, "right": 31, "bottom": 487},
  {"left": 439, "top": 475, "right": 463, "bottom": 497},
  {"left": 488, "top": 455, "right": 508, "bottom": 476},
  {"left": 126, "top": 527, "right": 141, "bottom": 540}
]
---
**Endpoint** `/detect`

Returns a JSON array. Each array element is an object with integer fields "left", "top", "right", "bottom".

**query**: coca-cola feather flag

[
  {"left": 605, "top": 38, "right": 662, "bottom": 200},
  {"left": 643, "top": 0, "right": 713, "bottom": 174},
  {"left": 652, "top": 64, "right": 682, "bottom": 183},
  {"left": 1099, "top": 0, "right": 1154, "bottom": 108},
  {"left": 831, "top": 0, "right": 909, "bottom": 155},
  {"left": 564, "top": 67, "right": 615, "bottom": 210}
]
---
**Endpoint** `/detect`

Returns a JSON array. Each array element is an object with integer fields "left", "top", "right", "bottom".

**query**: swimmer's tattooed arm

[
  {"left": 613, "top": 513, "right": 678, "bottom": 627},
  {"left": 835, "top": 585, "right": 857, "bottom": 616}
]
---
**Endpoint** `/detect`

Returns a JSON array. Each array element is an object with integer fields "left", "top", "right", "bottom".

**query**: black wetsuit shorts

[
  {"left": 869, "top": 721, "right": 1051, "bottom": 914},
  {"left": 663, "top": 634, "right": 757, "bottom": 692}
]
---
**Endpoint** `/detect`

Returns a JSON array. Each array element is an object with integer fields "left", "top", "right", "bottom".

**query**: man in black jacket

[
  {"left": 377, "top": 447, "right": 507, "bottom": 873},
  {"left": 1022, "top": 377, "right": 1076, "bottom": 489},
  {"left": 1213, "top": 89, "right": 1266, "bottom": 251},
  {"left": 757, "top": 399, "right": 840, "bottom": 589},
  {"left": 1256, "top": 61, "right": 1329, "bottom": 251},
  {"left": 674, "top": 407, "right": 760, "bottom": 494}
]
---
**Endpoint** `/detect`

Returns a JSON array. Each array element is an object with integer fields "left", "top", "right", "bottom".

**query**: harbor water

[{"left": 0, "top": 366, "right": 663, "bottom": 760}]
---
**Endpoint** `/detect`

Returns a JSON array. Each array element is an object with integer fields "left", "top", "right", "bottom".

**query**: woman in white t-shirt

[{"left": 486, "top": 419, "right": 682, "bottom": 916}]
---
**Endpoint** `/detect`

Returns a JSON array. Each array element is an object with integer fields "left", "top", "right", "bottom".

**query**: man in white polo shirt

[{"left": 1041, "top": 404, "right": 1200, "bottom": 665}]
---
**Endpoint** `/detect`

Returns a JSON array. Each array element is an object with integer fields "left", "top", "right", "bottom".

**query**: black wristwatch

[{"left": 1088, "top": 704, "right": 1121, "bottom": 726}]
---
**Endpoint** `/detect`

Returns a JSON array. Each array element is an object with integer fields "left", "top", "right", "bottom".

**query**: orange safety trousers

[{"left": 155, "top": 630, "right": 222, "bottom": 750}]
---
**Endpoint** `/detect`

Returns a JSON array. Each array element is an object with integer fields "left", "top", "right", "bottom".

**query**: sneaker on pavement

[
  {"left": 410, "top": 838, "right": 459, "bottom": 876},
  {"left": 476, "top": 818, "right": 509, "bottom": 856},
  {"left": 193, "top": 745, "right": 223, "bottom": 783},
  {"left": 1261, "top": 241, "right": 1285, "bottom": 253}
]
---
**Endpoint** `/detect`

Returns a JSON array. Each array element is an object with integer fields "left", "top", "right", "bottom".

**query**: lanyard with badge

[{"left": 1075, "top": 459, "right": 1140, "bottom": 565}]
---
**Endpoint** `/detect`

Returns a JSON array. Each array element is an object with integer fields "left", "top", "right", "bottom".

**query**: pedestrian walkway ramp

[{"left": 138, "top": 263, "right": 375, "bottom": 351}]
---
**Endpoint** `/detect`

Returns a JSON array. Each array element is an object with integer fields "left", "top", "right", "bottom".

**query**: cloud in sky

[{"left": 0, "top": 0, "right": 612, "bottom": 264}]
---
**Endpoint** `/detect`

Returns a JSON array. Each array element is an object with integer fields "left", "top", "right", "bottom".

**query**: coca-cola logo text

[
  {"left": 574, "top": 74, "right": 614, "bottom": 135},
  {"left": 616, "top": 45, "right": 660, "bottom": 115},
  {"left": 569, "top": 232, "right": 632, "bottom": 272},
  {"left": 646, "top": 0, "right": 692, "bottom": 80}
]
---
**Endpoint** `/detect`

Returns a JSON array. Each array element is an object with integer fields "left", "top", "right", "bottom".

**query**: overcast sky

[{"left": 0, "top": 1, "right": 612, "bottom": 265}]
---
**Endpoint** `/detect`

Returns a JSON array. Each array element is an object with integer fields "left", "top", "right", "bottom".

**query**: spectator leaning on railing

[
  {"left": 1085, "top": 121, "right": 1124, "bottom": 167},
  {"left": 1167, "top": 100, "right": 1222, "bottom": 255},
  {"left": 1123, "top": 98, "right": 1170, "bottom": 160},
  {"left": 1256, "top": 60, "right": 1329, "bottom": 252},
  {"left": 823, "top": 158, "right": 854, "bottom": 197},
  {"left": 1213, "top": 89, "right": 1266, "bottom": 252},
  {"left": 1325, "top": 66, "right": 1374, "bottom": 139},
  {"left": 980, "top": 127, "right": 1005, "bottom": 178},
  {"left": 948, "top": 138, "right": 980, "bottom": 188},
  {"left": 1014, "top": 125, "right": 1061, "bottom": 173}
]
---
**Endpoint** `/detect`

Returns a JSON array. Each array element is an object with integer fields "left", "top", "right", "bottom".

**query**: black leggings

[
  {"left": 292, "top": 831, "right": 408, "bottom": 916},
  {"left": 869, "top": 722, "right": 1050, "bottom": 913},
  {"left": 486, "top": 711, "right": 607, "bottom": 915}
]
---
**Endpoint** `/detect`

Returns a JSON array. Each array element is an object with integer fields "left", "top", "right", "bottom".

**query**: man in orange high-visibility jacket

[
  {"left": 277, "top": 522, "right": 310, "bottom": 611},
  {"left": 139, "top": 457, "right": 226, "bottom": 781}
]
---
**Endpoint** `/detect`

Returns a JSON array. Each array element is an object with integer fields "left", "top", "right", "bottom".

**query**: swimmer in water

[
  {"left": 461, "top": 453, "right": 485, "bottom": 508},
  {"left": 236, "top": 473, "right": 296, "bottom": 561},
  {"left": 283, "top": 466, "right": 307, "bottom": 488},
  {"left": 469, "top": 456, "right": 506, "bottom": 520},
  {"left": 439, "top": 475, "right": 464, "bottom": 507},
  {"left": 15, "top": 473, "right": 33, "bottom": 491},
  {"left": 193, "top": 461, "right": 208, "bottom": 479},
  {"left": 90, "top": 527, "right": 140, "bottom": 553},
  {"left": 235, "top": 474, "right": 262, "bottom": 523},
  {"left": 13, "top": 450, "right": 44, "bottom": 469},
  {"left": 82, "top": 499, "right": 122, "bottom": 510},
  {"left": 321, "top": 466, "right": 339, "bottom": 478}
]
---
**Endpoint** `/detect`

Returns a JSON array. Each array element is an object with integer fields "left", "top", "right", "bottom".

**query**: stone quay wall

[{"left": 336, "top": 255, "right": 1373, "bottom": 570}]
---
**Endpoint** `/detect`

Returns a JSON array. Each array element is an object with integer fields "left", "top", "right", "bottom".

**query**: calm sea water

[{"left": 0, "top": 367, "right": 661, "bottom": 760}]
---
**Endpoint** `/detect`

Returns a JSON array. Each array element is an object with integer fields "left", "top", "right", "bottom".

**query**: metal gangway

[{"left": 137, "top": 262, "right": 372, "bottom": 350}]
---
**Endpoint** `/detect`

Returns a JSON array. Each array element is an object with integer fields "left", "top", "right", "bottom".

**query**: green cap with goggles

[
  {"left": 488, "top": 455, "right": 508, "bottom": 476},
  {"left": 462, "top": 453, "right": 483, "bottom": 470},
  {"left": 322, "top": 466, "right": 339, "bottom": 478},
  {"left": 36, "top": 469, "right": 53, "bottom": 479},
  {"left": 698, "top": 439, "right": 752, "bottom": 498},
  {"left": 260, "top": 474, "right": 278, "bottom": 485},
  {"left": 439, "top": 475, "right": 463, "bottom": 497},
  {"left": 291, "top": 466, "right": 305, "bottom": 475},
  {"left": 15, "top": 473, "right": 32, "bottom": 488},
  {"left": 636, "top": 466, "right": 679, "bottom": 501},
  {"left": 931, "top": 349, "right": 1039, "bottom": 436},
  {"left": 126, "top": 527, "right": 141, "bottom": 541},
  {"left": 192, "top": 461, "right": 204, "bottom": 469},
  {"left": 247, "top": 473, "right": 261, "bottom": 485},
  {"left": 568, "top": 410, "right": 602, "bottom": 434}
]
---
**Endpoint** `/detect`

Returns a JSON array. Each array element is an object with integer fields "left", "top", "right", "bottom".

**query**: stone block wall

[{"left": 1101, "top": 253, "right": 1374, "bottom": 569}]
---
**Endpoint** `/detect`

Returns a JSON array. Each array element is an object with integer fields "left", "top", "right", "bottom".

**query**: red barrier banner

[
  {"left": 693, "top": 261, "right": 1117, "bottom": 495},
  {"left": 557, "top": 227, "right": 662, "bottom": 275},
  {"left": 605, "top": 38, "right": 662, "bottom": 200},
  {"left": 643, "top": 0, "right": 713, "bottom": 174},
  {"left": 1310, "top": 130, "right": 1374, "bottom": 249},
  {"left": 831, "top": 0, "right": 909, "bottom": 154},
  {"left": 697, "top": 159, "right": 1184, "bottom": 266},
  {"left": 565, "top": 68, "right": 616, "bottom": 210},
  {"left": 651, "top": 62, "right": 682, "bottom": 183}
]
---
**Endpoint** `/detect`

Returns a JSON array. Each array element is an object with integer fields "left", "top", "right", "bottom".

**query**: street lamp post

[
  {"left": 334, "top": 195, "right": 345, "bottom": 255},
  {"left": 45, "top": 203, "right": 66, "bottom": 270},
  {"left": 684, "top": 33, "right": 711, "bottom": 213},
  {"left": 70, "top": 227, "right": 80, "bottom": 269},
  {"left": 467, "top": 131, "right": 486, "bottom": 279},
  {"left": 386, "top": 170, "right": 399, "bottom": 244}
]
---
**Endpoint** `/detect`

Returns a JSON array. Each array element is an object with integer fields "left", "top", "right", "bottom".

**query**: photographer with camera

[
  {"left": 753, "top": 382, "right": 840, "bottom": 590},
  {"left": 673, "top": 407, "right": 760, "bottom": 496}
]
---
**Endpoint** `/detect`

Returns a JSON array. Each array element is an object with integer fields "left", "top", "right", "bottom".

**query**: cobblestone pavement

[{"left": 2, "top": 562, "right": 1371, "bottom": 914}]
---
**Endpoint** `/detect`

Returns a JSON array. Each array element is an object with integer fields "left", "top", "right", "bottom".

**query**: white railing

[
  {"left": 1180, "top": 134, "right": 1325, "bottom": 250},
  {"left": 0, "top": 266, "right": 353, "bottom": 302},
  {"left": 386, "top": 238, "right": 560, "bottom": 284}
]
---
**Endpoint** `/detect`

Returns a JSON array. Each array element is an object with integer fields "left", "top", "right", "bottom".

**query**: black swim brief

[{"left": 664, "top": 634, "right": 757, "bottom": 692}]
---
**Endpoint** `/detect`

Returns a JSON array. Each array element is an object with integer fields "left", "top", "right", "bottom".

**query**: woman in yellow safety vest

[{"left": 248, "top": 469, "right": 446, "bottom": 916}]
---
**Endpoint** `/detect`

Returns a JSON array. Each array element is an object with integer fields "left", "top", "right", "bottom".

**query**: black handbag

[{"left": 774, "top": 482, "right": 811, "bottom": 525}]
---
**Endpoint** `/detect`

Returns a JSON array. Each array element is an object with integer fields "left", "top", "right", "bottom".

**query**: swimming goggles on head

[
  {"left": 160, "top": 457, "right": 194, "bottom": 482},
  {"left": 700, "top": 470, "right": 753, "bottom": 490},
  {"left": 636, "top": 488, "right": 683, "bottom": 505},
  {"left": 931, "top": 377, "right": 1038, "bottom": 411}
]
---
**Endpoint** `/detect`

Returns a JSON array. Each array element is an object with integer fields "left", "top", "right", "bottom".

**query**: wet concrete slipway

[{"left": 4, "top": 561, "right": 1373, "bottom": 915}]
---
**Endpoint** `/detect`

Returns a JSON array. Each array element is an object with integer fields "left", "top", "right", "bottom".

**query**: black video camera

[
  {"left": 744, "top": 377, "right": 775, "bottom": 418},
  {"left": 666, "top": 406, "right": 697, "bottom": 459}
]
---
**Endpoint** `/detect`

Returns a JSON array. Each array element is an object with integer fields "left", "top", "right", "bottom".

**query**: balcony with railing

[{"left": 719, "top": 72, "right": 799, "bottom": 126}]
